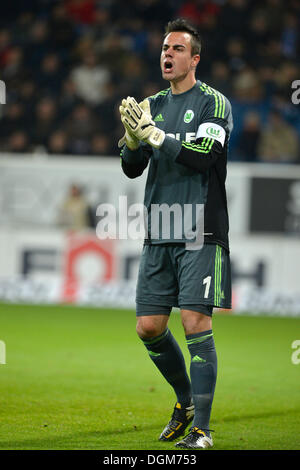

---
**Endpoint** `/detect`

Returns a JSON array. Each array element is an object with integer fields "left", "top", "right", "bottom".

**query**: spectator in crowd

[
  {"left": 281, "top": 11, "right": 299, "bottom": 59},
  {"left": 94, "top": 82, "right": 119, "bottom": 134},
  {"left": 62, "top": 103, "right": 98, "bottom": 154},
  {"left": 271, "top": 90, "right": 300, "bottom": 135},
  {"left": 235, "top": 111, "right": 262, "bottom": 161},
  {"left": 0, "top": 0, "right": 299, "bottom": 162},
  {"left": 47, "top": 130, "right": 71, "bottom": 155},
  {"left": 48, "top": 2, "right": 77, "bottom": 52},
  {"left": 247, "top": 10, "right": 270, "bottom": 60},
  {"left": 0, "top": 28, "right": 12, "bottom": 67},
  {"left": 216, "top": 0, "right": 250, "bottom": 37},
  {"left": 143, "top": 28, "right": 166, "bottom": 83},
  {"left": 0, "top": 103, "right": 27, "bottom": 144},
  {"left": 258, "top": 110, "right": 299, "bottom": 163},
  {"left": 37, "top": 53, "right": 66, "bottom": 96},
  {"left": 90, "top": 133, "right": 113, "bottom": 156},
  {"left": 116, "top": 54, "right": 146, "bottom": 99},
  {"left": 176, "top": 0, "right": 221, "bottom": 27},
  {"left": 274, "top": 61, "right": 300, "bottom": 99},
  {"left": 257, "top": 0, "right": 286, "bottom": 36},
  {"left": 25, "top": 20, "right": 51, "bottom": 68},
  {"left": 65, "top": 0, "right": 97, "bottom": 26},
  {"left": 18, "top": 80, "right": 38, "bottom": 119},
  {"left": 4, "top": 131, "right": 31, "bottom": 153},
  {"left": 30, "top": 97, "right": 58, "bottom": 150},
  {"left": 2, "top": 46, "right": 28, "bottom": 92},
  {"left": 57, "top": 183, "right": 94, "bottom": 230},
  {"left": 96, "top": 32, "right": 133, "bottom": 82},
  {"left": 209, "top": 61, "right": 232, "bottom": 97},
  {"left": 232, "top": 67, "right": 264, "bottom": 103},
  {"left": 71, "top": 51, "right": 110, "bottom": 105},
  {"left": 224, "top": 37, "right": 247, "bottom": 75},
  {"left": 58, "top": 77, "right": 82, "bottom": 119}
]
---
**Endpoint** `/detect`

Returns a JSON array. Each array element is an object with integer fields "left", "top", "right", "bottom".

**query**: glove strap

[{"left": 148, "top": 128, "right": 165, "bottom": 149}]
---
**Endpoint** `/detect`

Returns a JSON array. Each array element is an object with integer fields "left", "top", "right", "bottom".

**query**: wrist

[
  {"left": 121, "top": 145, "right": 143, "bottom": 164},
  {"left": 127, "top": 140, "right": 139, "bottom": 151},
  {"left": 160, "top": 134, "right": 182, "bottom": 157},
  {"left": 126, "top": 131, "right": 140, "bottom": 150}
]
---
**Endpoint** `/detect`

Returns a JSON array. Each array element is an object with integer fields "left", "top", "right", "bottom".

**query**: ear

[{"left": 191, "top": 54, "right": 200, "bottom": 68}]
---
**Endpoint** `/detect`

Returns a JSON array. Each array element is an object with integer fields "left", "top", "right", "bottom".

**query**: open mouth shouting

[{"left": 163, "top": 60, "right": 174, "bottom": 74}]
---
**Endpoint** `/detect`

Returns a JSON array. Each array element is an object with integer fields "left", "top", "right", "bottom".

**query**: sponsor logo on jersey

[
  {"left": 166, "top": 132, "right": 196, "bottom": 142},
  {"left": 184, "top": 110, "right": 194, "bottom": 123},
  {"left": 154, "top": 113, "right": 164, "bottom": 122}
]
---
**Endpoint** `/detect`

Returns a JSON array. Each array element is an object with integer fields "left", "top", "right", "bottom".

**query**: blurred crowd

[{"left": 0, "top": 0, "right": 300, "bottom": 163}]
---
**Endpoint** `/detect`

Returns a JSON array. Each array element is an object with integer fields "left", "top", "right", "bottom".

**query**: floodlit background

[{"left": 0, "top": 0, "right": 300, "bottom": 452}]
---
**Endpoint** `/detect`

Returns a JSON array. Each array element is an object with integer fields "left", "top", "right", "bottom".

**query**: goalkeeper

[{"left": 118, "top": 18, "right": 233, "bottom": 450}]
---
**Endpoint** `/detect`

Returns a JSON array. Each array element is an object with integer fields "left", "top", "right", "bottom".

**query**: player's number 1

[{"left": 203, "top": 276, "right": 211, "bottom": 299}]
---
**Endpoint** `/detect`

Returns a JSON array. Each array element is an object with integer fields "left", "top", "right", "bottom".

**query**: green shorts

[{"left": 136, "top": 243, "right": 231, "bottom": 316}]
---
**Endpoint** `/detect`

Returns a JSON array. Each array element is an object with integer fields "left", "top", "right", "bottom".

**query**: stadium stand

[{"left": 0, "top": 0, "right": 299, "bottom": 162}]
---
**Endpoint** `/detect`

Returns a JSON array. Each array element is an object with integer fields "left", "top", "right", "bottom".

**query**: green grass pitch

[{"left": 0, "top": 302, "right": 299, "bottom": 450}]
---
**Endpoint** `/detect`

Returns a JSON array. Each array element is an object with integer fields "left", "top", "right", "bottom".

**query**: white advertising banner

[
  {"left": 0, "top": 155, "right": 146, "bottom": 228},
  {"left": 0, "top": 157, "right": 299, "bottom": 236},
  {"left": 0, "top": 228, "right": 299, "bottom": 316},
  {"left": 0, "top": 156, "right": 300, "bottom": 315},
  {"left": 0, "top": 156, "right": 249, "bottom": 235}
]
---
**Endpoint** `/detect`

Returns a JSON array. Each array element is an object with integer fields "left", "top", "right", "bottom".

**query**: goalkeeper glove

[
  {"left": 120, "top": 96, "right": 165, "bottom": 149},
  {"left": 118, "top": 127, "right": 139, "bottom": 151},
  {"left": 118, "top": 99, "right": 152, "bottom": 150}
]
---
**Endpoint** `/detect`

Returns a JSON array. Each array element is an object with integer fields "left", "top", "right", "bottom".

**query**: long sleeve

[
  {"left": 175, "top": 138, "right": 223, "bottom": 171},
  {"left": 160, "top": 135, "right": 223, "bottom": 173},
  {"left": 120, "top": 144, "right": 152, "bottom": 179}
]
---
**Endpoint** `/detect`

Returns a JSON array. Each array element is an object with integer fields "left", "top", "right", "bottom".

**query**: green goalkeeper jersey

[{"left": 121, "top": 79, "right": 233, "bottom": 251}]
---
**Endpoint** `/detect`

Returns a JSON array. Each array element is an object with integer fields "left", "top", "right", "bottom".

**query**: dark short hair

[{"left": 164, "top": 18, "right": 201, "bottom": 56}]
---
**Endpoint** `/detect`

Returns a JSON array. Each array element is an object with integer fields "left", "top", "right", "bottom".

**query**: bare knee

[
  {"left": 180, "top": 309, "right": 212, "bottom": 335},
  {"left": 136, "top": 315, "right": 169, "bottom": 340}
]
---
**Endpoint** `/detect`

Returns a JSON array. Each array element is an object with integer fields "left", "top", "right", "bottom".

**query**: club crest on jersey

[
  {"left": 206, "top": 126, "right": 220, "bottom": 138},
  {"left": 184, "top": 110, "right": 194, "bottom": 123}
]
